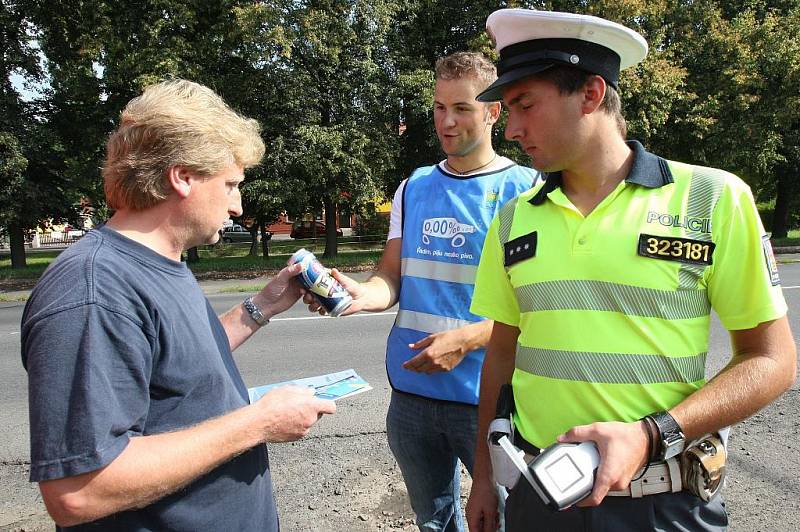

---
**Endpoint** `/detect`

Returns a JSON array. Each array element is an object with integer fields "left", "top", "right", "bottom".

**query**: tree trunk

[
  {"left": 260, "top": 218, "right": 271, "bottom": 259},
  {"left": 248, "top": 225, "right": 259, "bottom": 257},
  {"left": 771, "top": 171, "right": 792, "bottom": 239},
  {"left": 186, "top": 246, "right": 200, "bottom": 263},
  {"left": 323, "top": 197, "right": 338, "bottom": 258},
  {"left": 9, "top": 222, "right": 27, "bottom": 269}
]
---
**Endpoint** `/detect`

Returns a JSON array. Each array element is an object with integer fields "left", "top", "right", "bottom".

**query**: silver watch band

[{"left": 243, "top": 296, "right": 269, "bottom": 326}]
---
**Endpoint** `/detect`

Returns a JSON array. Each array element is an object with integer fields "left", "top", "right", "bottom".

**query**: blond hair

[
  {"left": 103, "top": 79, "right": 265, "bottom": 210},
  {"left": 434, "top": 52, "right": 498, "bottom": 93}
]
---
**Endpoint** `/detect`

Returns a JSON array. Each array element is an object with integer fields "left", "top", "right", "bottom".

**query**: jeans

[{"left": 387, "top": 390, "right": 505, "bottom": 532}]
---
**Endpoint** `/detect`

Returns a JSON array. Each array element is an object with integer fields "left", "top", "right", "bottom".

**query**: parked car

[
  {"left": 290, "top": 220, "right": 343, "bottom": 239},
  {"left": 220, "top": 224, "right": 266, "bottom": 243}
]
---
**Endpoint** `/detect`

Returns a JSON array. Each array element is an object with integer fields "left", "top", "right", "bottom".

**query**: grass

[
  {"left": 0, "top": 293, "right": 28, "bottom": 302},
  {"left": 0, "top": 251, "right": 60, "bottom": 280},
  {"left": 2, "top": 228, "right": 798, "bottom": 286},
  {"left": 217, "top": 284, "right": 267, "bottom": 294},
  {"left": 771, "top": 229, "right": 800, "bottom": 248},
  {"left": 0, "top": 242, "right": 384, "bottom": 286},
  {"left": 190, "top": 247, "right": 383, "bottom": 275}
]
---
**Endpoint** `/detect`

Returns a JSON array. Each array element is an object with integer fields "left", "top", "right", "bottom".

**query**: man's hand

[
  {"left": 253, "top": 263, "right": 304, "bottom": 319},
  {"left": 466, "top": 477, "right": 500, "bottom": 532},
  {"left": 402, "top": 329, "right": 469, "bottom": 373},
  {"left": 251, "top": 385, "right": 336, "bottom": 442},
  {"left": 557, "top": 420, "right": 649, "bottom": 507},
  {"left": 37, "top": 385, "right": 337, "bottom": 527},
  {"left": 302, "top": 268, "right": 368, "bottom": 316}
]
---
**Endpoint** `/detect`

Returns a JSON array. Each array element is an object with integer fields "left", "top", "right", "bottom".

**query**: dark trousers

[{"left": 505, "top": 478, "right": 727, "bottom": 532}]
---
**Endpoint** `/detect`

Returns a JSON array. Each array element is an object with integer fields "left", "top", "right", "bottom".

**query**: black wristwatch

[{"left": 648, "top": 411, "right": 685, "bottom": 461}]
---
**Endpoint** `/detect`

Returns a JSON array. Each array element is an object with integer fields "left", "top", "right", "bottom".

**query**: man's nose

[
  {"left": 229, "top": 193, "right": 243, "bottom": 217},
  {"left": 504, "top": 112, "right": 522, "bottom": 142},
  {"left": 442, "top": 110, "right": 457, "bottom": 128}
]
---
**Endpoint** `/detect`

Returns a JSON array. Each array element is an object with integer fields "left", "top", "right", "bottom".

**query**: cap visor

[{"left": 476, "top": 63, "right": 554, "bottom": 102}]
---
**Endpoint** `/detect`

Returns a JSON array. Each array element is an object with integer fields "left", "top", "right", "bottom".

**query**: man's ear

[
  {"left": 581, "top": 75, "right": 606, "bottom": 115},
  {"left": 486, "top": 102, "right": 502, "bottom": 125},
  {"left": 167, "top": 166, "right": 193, "bottom": 199}
]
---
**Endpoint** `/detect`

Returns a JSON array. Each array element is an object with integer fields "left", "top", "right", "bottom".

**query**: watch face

[{"left": 662, "top": 432, "right": 685, "bottom": 460}]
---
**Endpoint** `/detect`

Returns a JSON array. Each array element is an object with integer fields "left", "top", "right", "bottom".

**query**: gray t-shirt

[{"left": 21, "top": 226, "right": 278, "bottom": 531}]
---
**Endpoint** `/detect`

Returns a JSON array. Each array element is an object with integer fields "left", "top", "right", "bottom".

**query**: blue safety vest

[{"left": 387, "top": 162, "right": 537, "bottom": 404}]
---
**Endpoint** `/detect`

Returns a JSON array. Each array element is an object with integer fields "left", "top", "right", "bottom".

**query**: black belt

[{"left": 514, "top": 432, "right": 541, "bottom": 457}]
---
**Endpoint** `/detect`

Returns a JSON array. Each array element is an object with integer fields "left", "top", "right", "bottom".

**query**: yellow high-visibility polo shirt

[{"left": 471, "top": 141, "right": 787, "bottom": 448}]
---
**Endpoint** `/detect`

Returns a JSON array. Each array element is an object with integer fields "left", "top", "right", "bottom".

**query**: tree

[
  {"left": 34, "top": 0, "right": 283, "bottom": 264},
  {"left": 1, "top": 0, "right": 76, "bottom": 268},
  {"left": 642, "top": 1, "right": 800, "bottom": 236},
  {"left": 0, "top": 132, "right": 27, "bottom": 267},
  {"left": 240, "top": 0, "right": 400, "bottom": 258},
  {"left": 240, "top": 163, "right": 300, "bottom": 259}
]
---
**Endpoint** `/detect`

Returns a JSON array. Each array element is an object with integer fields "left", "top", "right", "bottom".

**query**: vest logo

[
  {"left": 422, "top": 217, "right": 475, "bottom": 248},
  {"left": 646, "top": 211, "right": 712, "bottom": 234}
]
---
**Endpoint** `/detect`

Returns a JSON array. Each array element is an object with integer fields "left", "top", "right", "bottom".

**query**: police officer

[{"left": 466, "top": 9, "right": 796, "bottom": 531}]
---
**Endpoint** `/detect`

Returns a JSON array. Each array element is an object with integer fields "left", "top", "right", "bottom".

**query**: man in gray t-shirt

[{"left": 21, "top": 79, "right": 336, "bottom": 531}]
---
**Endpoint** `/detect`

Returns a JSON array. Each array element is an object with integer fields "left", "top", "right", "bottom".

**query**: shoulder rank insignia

[
  {"left": 637, "top": 234, "right": 715, "bottom": 266},
  {"left": 504, "top": 232, "right": 537, "bottom": 267}
]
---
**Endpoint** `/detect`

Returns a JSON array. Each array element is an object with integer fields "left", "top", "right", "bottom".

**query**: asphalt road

[{"left": 1, "top": 263, "right": 799, "bottom": 531}]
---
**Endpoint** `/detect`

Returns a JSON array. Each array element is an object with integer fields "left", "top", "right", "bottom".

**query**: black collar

[{"left": 528, "top": 140, "right": 673, "bottom": 206}]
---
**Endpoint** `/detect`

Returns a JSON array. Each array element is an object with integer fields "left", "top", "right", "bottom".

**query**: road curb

[{"left": 774, "top": 246, "right": 800, "bottom": 254}]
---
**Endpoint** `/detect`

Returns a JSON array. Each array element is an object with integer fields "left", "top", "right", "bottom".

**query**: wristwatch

[
  {"left": 243, "top": 296, "right": 269, "bottom": 326},
  {"left": 648, "top": 411, "right": 685, "bottom": 461}
]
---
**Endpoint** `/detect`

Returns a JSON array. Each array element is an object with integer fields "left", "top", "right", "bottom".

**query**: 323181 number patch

[{"left": 637, "top": 234, "right": 715, "bottom": 266}]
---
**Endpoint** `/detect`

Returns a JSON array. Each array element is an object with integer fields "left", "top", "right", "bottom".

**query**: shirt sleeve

[
  {"left": 706, "top": 180, "right": 788, "bottom": 330},
  {"left": 387, "top": 180, "right": 407, "bottom": 241},
  {"left": 471, "top": 214, "right": 521, "bottom": 326},
  {"left": 24, "top": 303, "right": 154, "bottom": 481}
]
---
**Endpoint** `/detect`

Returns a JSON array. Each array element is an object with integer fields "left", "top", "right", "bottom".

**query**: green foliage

[
  {"left": 4, "top": 0, "right": 799, "bottom": 260},
  {"left": 0, "top": 132, "right": 27, "bottom": 223},
  {"left": 353, "top": 209, "right": 390, "bottom": 237}
]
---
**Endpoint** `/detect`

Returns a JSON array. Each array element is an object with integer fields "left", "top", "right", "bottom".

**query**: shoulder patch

[
  {"left": 504, "top": 232, "right": 537, "bottom": 267},
  {"left": 762, "top": 235, "right": 780, "bottom": 286}
]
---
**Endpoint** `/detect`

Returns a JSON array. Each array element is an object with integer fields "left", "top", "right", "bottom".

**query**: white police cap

[{"left": 477, "top": 9, "right": 648, "bottom": 102}]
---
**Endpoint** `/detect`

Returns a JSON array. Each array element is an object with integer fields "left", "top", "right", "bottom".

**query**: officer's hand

[
  {"left": 251, "top": 385, "right": 336, "bottom": 442},
  {"left": 402, "top": 329, "right": 469, "bottom": 373},
  {"left": 466, "top": 477, "right": 500, "bottom": 532},
  {"left": 558, "top": 420, "right": 649, "bottom": 507},
  {"left": 254, "top": 263, "right": 304, "bottom": 319},
  {"left": 302, "top": 268, "right": 366, "bottom": 316}
]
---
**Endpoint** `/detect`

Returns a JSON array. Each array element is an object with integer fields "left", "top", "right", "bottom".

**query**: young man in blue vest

[{"left": 306, "top": 52, "right": 539, "bottom": 531}]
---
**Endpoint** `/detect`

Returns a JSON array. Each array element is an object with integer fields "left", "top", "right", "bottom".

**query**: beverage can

[{"left": 289, "top": 248, "right": 353, "bottom": 317}]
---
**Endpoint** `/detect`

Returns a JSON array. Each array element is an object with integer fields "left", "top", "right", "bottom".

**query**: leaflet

[{"left": 248, "top": 368, "right": 372, "bottom": 403}]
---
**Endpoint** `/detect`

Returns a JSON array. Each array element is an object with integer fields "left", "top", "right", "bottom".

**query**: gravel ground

[{"left": 4, "top": 389, "right": 797, "bottom": 532}]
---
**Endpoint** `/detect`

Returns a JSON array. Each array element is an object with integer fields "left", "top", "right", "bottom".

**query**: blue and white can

[{"left": 289, "top": 248, "right": 353, "bottom": 317}]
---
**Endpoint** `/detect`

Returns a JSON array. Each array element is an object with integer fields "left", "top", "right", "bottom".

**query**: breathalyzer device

[{"left": 498, "top": 436, "right": 600, "bottom": 511}]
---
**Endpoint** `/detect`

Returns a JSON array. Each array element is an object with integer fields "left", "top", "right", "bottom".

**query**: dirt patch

[
  {"left": 269, "top": 433, "right": 471, "bottom": 531},
  {"left": 5, "top": 396, "right": 798, "bottom": 531},
  {"left": 0, "top": 279, "right": 37, "bottom": 292}
]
